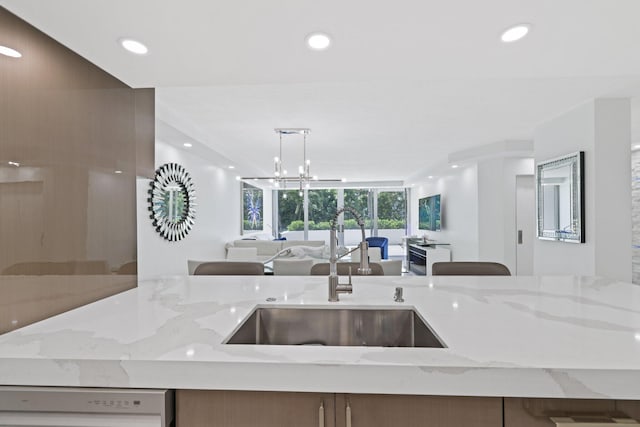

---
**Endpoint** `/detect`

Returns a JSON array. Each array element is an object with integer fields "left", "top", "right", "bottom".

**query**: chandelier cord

[{"left": 279, "top": 132, "right": 283, "bottom": 177}]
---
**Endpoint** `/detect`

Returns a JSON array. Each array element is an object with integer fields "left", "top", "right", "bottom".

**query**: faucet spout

[{"left": 328, "top": 207, "right": 371, "bottom": 302}]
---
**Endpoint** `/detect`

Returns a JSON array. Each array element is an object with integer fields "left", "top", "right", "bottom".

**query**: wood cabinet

[
  {"left": 335, "top": 394, "right": 501, "bottom": 427},
  {"left": 177, "top": 391, "right": 640, "bottom": 427},
  {"left": 176, "top": 390, "right": 335, "bottom": 427},
  {"left": 176, "top": 390, "right": 500, "bottom": 427},
  {"left": 504, "top": 398, "right": 640, "bottom": 427}
]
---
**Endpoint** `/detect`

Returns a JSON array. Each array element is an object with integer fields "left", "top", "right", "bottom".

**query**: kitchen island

[{"left": 0, "top": 275, "right": 639, "bottom": 400}]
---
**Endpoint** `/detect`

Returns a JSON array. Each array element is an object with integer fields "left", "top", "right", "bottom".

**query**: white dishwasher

[{"left": 0, "top": 387, "right": 173, "bottom": 427}]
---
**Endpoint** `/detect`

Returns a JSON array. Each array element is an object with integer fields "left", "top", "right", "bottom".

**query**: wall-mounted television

[{"left": 418, "top": 194, "right": 441, "bottom": 231}]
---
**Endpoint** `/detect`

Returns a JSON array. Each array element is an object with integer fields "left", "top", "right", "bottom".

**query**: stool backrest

[
  {"left": 431, "top": 262, "right": 511, "bottom": 276},
  {"left": 194, "top": 261, "right": 264, "bottom": 275}
]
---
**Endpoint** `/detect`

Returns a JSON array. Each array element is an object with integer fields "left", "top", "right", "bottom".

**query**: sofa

[
  {"left": 225, "top": 239, "right": 326, "bottom": 262},
  {"left": 218, "top": 239, "right": 402, "bottom": 275}
]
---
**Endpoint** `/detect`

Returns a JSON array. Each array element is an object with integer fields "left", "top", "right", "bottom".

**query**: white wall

[
  {"left": 137, "top": 140, "right": 241, "bottom": 280},
  {"left": 477, "top": 158, "right": 534, "bottom": 273},
  {"left": 533, "top": 98, "right": 632, "bottom": 281},
  {"left": 477, "top": 159, "right": 505, "bottom": 265},
  {"left": 409, "top": 158, "right": 534, "bottom": 272},
  {"left": 594, "top": 100, "right": 632, "bottom": 281},
  {"left": 411, "top": 165, "right": 480, "bottom": 262}
]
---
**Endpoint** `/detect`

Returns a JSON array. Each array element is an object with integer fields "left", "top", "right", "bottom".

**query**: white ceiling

[{"left": 3, "top": 0, "right": 640, "bottom": 182}]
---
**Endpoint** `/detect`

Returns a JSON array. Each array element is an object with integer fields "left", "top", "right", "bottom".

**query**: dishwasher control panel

[
  {"left": 0, "top": 387, "right": 174, "bottom": 427},
  {"left": 87, "top": 398, "right": 142, "bottom": 408}
]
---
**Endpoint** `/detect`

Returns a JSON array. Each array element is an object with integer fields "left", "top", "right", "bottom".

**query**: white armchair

[
  {"left": 350, "top": 247, "right": 382, "bottom": 262},
  {"left": 273, "top": 258, "right": 315, "bottom": 275},
  {"left": 380, "top": 259, "right": 403, "bottom": 276}
]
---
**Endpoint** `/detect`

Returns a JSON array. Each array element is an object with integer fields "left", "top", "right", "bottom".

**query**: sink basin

[{"left": 224, "top": 307, "right": 446, "bottom": 348}]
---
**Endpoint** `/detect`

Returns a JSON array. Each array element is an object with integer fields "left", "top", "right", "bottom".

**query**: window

[
  {"left": 344, "top": 189, "right": 373, "bottom": 230},
  {"left": 277, "top": 190, "right": 304, "bottom": 237},
  {"left": 307, "top": 189, "right": 338, "bottom": 242},
  {"left": 308, "top": 189, "right": 338, "bottom": 231},
  {"left": 377, "top": 190, "right": 406, "bottom": 230},
  {"left": 272, "top": 187, "right": 408, "bottom": 243}
]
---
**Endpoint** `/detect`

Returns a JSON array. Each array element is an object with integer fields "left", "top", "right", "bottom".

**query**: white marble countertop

[{"left": 1, "top": 275, "right": 640, "bottom": 399}]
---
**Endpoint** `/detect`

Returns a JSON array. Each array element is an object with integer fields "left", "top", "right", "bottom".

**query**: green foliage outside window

[
  {"left": 277, "top": 188, "right": 407, "bottom": 233},
  {"left": 277, "top": 190, "right": 303, "bottom": 233},
  {"left": 287, "top": 220, "right": 337, "bottom": 231},
  {"left": 308, "top": 189, "right": 337, "bottom": 229},
  {"left": 377, "top": 191, "right": 406, "bottom": 228},
  {"left": 344, "top": 189, "right": 371, "bottom": 221}
]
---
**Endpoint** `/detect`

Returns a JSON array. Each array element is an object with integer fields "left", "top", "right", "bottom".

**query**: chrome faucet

[{"left": 328, "top": 207, "right": 371, "bottom": 302}]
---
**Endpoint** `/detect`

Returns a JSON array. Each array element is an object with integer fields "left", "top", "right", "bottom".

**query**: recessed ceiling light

[
  {"left": 8, "top": 161, "right": 20, "bottom": 167},
  {"left": 114, "top": 170, "right": 123, "bottom": 174},
  {"left": 228, "top": 165, "right": 235, "bottom": 169},
  {"left": 501, "top": 24, "right": 531, "bottom": 43},
  {"left": 451, "top": 164, "right": 459, "bottom": 169},
  {"left": 183, "top": 143, "right": 193, "bottom": 148},
  {"left": 306, "top": 33, "right": 331, "bottom": 50},
  {"left": 0, "top": 45, "right": 21, "bottom": 58},
  {"left": 119, "top": 38, "right": 148, "bottom": 55},
  {"left": 428, "top": 175, "right": 434, "bottom": 179}
]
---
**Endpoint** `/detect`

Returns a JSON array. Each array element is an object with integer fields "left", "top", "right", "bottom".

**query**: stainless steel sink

[{"left": 224, "top": 307, "right": 446, "bottom": 348}]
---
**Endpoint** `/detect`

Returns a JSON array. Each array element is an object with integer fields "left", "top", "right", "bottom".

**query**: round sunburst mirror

[{"left": 148, "top": 163, "right": 196, "bottom": 241}]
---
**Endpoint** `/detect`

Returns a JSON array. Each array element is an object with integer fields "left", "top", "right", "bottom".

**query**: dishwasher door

[
  {"left": 0, "top": 412, "right": 161, "bottom": 426},
  {"left": 0, "top": 387, "right": 173, "bottom": 427}
]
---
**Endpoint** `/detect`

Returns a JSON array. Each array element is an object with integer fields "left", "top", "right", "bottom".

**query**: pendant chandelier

[
  {"left": 242, "top": 128, "right": 340, "bottom": 195},
  {"left": 273, "top": 128, "right": 313, "bottom": 196}
]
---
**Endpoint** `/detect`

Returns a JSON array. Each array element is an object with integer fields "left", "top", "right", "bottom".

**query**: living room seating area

[
  {"left": 225, "top": 239, "right": 326, "bottom": 262},
  {"left": 185, "top": 239, "right": 404, "bottom": 276}
]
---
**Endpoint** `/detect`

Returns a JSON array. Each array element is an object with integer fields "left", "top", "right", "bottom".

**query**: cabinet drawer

[
  {"left": 177, "top": 390, "right": 334, "bottom": 427},
  {"left": 336, "top": 394, "right": 501, "bottom": 427},
  {"left": 504, "top": 398, "right": 640, "bottom": 427}
]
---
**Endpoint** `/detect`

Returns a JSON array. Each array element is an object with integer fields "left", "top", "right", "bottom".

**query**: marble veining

[{"left": 1, "top": 275, "right": 640, "bottom": 398}]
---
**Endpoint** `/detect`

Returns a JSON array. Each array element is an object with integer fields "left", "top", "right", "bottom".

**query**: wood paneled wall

[{"left": 0, "top": 7, "right": 153, "bottom": 334}]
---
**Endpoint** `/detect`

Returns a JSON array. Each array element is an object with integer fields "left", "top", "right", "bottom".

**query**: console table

[{"left": 408, "top": 243, "right": 451, "bottom": 275}]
